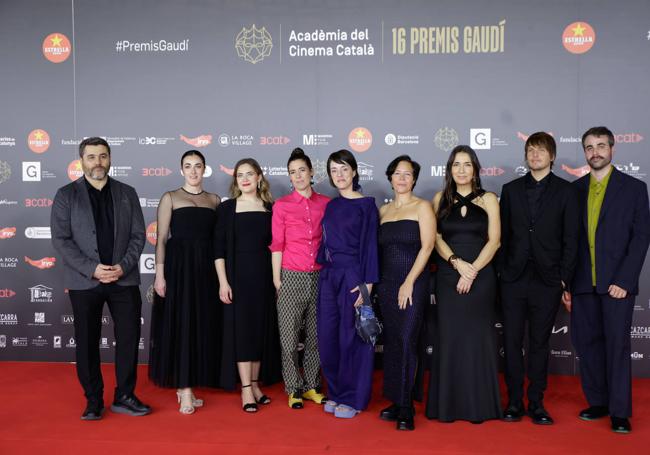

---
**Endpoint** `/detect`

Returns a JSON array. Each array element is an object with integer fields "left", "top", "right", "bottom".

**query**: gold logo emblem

[{"left": 235, "top": 25, "right": 273, "bottom": 64}]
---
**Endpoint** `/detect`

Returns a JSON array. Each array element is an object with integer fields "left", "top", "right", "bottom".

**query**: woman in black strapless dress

[
  {"left": 425, "top": 145, "right": 502, "bottom": 423},
  {"left": 376, "top": 155, "right": 435, "bottom": 431}
]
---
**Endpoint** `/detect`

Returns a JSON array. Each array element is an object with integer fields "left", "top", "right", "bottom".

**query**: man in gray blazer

[{"left": 51, "top": 137, "right": 151, "bottom": 420}]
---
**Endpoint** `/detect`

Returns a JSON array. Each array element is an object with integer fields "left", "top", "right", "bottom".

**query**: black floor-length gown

[
  {"left": 376, "top": 220, "right": 429, "bottom": 407},
  {"left": 233, "top": 211, "right": 275, "bottom": 361},
  {"left": 149, "top": 206, "right": 221, "bottom": 388},
  {"left": 426, "top": 191, "right": 501, "bottom": 421}
]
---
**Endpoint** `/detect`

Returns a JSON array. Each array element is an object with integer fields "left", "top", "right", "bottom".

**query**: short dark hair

[
  {"left": 385, "top": 155, "right": 421, "bottom": 189},
  {"left": 181, "top": 150, "right": 205, "bottom": 167},
  {"left": 525, "top": 132, "right": 556, "bottom": 168},
  {"left": 287, "top": 147, "right": 312, "bottom": 170},
  {"left": 582, "top": 126, "right": 615, "bottom": 149},
  {"left": 326, "top": 149, "right": 359, "bottom": 190},
  {"left": 79, "top": 137, "right": 110, "bottom": 158}
]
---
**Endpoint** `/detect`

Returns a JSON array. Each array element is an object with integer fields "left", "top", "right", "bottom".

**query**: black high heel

[
  {"left": 241, "top": 384, "right": 258, "bottom": 413},
  {"left": 251, "top": 379, "right": 271, "bottom": 405}
]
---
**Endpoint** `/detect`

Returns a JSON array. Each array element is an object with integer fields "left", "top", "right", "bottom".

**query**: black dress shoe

[
  {"left": 579, "top": 406, "right": 609, "bottom": 421},
  {"left": 611, "top": 417, "right": 631, "bottom": 434},
  {"left": 528, "top": 403, "right": 554, "bottom": 425},
  {"left": 502, "top": 402, "right": 524, "bottom": 422},
  {"left": 396, "top": 407, "right": 415, "bottom": 431},
  {"left": 81, "top": 400, "right": 104, "bottom": 420},
  {"left": 111, "top": 394, "right": 152, "bottom": 416},
  {"left": 380, "top": 403, "right": 399, "bottom": 421}
]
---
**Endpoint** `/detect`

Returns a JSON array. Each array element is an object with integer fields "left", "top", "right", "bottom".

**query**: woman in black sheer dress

[
  {"left": 149, "top": 150, "right": 221, "bottom": 414},
  {"left": 425, "top": 145, "right": 502, "bottom": 423}
]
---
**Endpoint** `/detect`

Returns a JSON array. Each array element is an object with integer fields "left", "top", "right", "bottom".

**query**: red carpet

[{"left": 0, "top": 362, "right": 647, "bottom": 454}]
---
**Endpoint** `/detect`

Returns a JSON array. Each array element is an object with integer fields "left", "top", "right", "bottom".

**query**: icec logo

[
  {"left": 22, "top": 162, "right": 41, "bottom": 181},
  {"left": 470, "top": 128, "right": 491, "bottom": 150},
  {"left": 139, "top": 254, "right": 155, "bottom": 274}
]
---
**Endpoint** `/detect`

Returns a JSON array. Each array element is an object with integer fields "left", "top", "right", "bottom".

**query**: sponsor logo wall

[{"left": 1, "top": 0, "right": 649, "bottom": 377}]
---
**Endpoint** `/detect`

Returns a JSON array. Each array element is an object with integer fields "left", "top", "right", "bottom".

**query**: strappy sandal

[
  {"left": 176, "top": 390, "right": 203, "bottom": 408},
  {"left": 251, "top": 379, "right": 271, "bottom": 405},
  {"left": 176, "top": 389, "right": 195, "bottom": 415},
  {"left": 241, "top": 384, "right": 258, "bottom": 413}
]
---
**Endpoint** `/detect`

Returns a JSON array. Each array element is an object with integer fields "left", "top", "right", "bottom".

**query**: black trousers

[
  {"left": 501, "top": 264, "right": 562, "bottom": 405},
  {"left": 69, "top": 284, "right": 142, "bottom": 402},
  {"left": 571, "top": 291, "right": 635, "bottom": 418}
]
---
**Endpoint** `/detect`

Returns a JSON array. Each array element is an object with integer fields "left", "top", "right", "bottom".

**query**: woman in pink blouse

[{"left": 270, "top": 148, "right": 330, "bottom": 409}]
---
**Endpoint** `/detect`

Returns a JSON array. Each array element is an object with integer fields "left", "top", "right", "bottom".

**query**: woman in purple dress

[{"left": 317, "top": 149, "right": 379, "bottom": 419}]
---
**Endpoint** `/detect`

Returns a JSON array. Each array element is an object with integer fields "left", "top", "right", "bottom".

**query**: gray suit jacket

[{"left": 51, "top": 177, "right": 145, "bottom": 290}]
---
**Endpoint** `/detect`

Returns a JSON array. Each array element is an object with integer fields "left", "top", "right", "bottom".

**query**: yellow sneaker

[
  {"left": 288, "top": 393, "right": 304, "bottom": 409},
  {"left": 302, "top": 389, "right": 327, "bottom": 404}
]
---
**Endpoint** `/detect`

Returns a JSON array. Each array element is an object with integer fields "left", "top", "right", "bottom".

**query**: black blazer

[
  {"left": 213, "top": 198, "right": 280, "bottom": 389},
  {"left": 571, "top": 168, "right": 650, "bottom": 295},
  {"left": 498, "top": 172, "right": 580, "bottom": 287}
]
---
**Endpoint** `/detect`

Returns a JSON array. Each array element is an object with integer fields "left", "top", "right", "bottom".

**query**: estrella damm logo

[
  {"left": 28, "top": 129, "right": 50, "bottom": 154},
  {"left": 562, "top": 22, "right": 595, "bottom": 54},
  {"left": 348, "top": 127, "right": 373, "bottom": 153},
  {"left": 42, "top": 33, "right": 71, "bottom": 63}
]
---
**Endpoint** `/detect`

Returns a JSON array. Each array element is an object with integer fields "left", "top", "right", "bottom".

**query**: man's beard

[{"left": 588, "top": 155, "right": 611, "bottom": 171}]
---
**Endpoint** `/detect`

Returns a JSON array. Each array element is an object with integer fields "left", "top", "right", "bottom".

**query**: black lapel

[
  {"left": 515, "top": 175, "right": 532, "bottom": 223},
  {"left": 578, "top": 175, "right": 589, "bottom": 232}
]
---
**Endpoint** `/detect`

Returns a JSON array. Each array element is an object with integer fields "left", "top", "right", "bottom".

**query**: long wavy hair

[
  {"left": 438, "top": 145, "right": 483, "bottom": 220},
  {"left": 229, "top": 158, "right": 273, "bottom": 204}
]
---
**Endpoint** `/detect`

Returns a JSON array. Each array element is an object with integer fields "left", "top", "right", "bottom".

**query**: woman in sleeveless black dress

[{"left": 426, "top": 145, "right": 502, "bottom": 423}]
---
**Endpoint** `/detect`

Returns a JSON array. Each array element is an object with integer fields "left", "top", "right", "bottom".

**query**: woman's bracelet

[{"left": 447, "top": 254, "right": 459, "bottom": 270}]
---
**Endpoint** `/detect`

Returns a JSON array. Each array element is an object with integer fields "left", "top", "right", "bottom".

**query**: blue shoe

[
  {"left": 324, "top": 400, "right": 337, "bottom": 413},
  {"left": 334, "top": 404, "right": 360, "bottom": 419}
]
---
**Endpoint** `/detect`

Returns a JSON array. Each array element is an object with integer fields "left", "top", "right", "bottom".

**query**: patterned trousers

[{"left": 277, "top": 269, "right": 321, "bottom": 394}]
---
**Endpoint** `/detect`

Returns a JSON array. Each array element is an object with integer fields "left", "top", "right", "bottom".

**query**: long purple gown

[{"left": 317, "top": 196, "right": 379, "bottom": 411}]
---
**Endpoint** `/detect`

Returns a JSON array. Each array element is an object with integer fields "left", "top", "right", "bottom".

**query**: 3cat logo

[
  {"left": 27, "top": 129, "right": 50, "bottom": 154},
  {"left": 0, "top": 227, "right": 17, "bottom": 239},
  {"left": 348, "top": 127, "right": 372, "bottom": 153},
  {"left": 24, "top": 256, "right": 56, "bottom": 269},
  {"left": 25, "top": 198, "right": 53, "bottom": 208},
  {"left": 562, "top": 22, "right": 595, "bottom": 54},
  {"left": 259, "top": 136, "right": 291, "bottom": 146},
  {"left": 480, "top": 167, "right": 505, "bottom": 177},
  {"left": 68, "top": 159, "right": 83, "bottom": 181},
  {"left": 142, "top": 167, "right": 172, "bottom": 177},
  {"left": 42, "top": 33, "right": 71, "bottom": 63},
  {"left": 561, "top": 164, "right": 590, "bottom": 178},
  {"left": 180, "top": 134, "right": 212, "bottom": 147},
  {"left": 146, "top": 222, "right": 157, "bottom": 245},
  {"left": 615, "top": 133, "right": 644, "bottom": 144}
]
